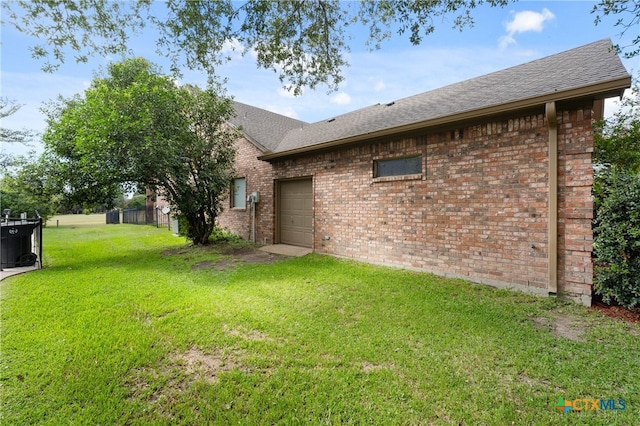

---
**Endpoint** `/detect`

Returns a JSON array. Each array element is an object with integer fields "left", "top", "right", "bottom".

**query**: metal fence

[
  {"left": 106, "top": 209, "right": 120, "bottom": 224},
  {"left": 1, "top": 214, "right": 43, "bottom": 270},
  {"left": 121, "top": 207, "right": 170, "bottom": 229}
]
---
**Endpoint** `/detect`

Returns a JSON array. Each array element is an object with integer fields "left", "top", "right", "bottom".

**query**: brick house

[{"left": 218, "top": 39, "right": 631, "bottom": 305}]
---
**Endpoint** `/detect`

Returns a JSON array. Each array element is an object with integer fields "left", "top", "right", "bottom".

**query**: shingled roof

[
  {"left": 232, "top": 39, "right": 630, "bottom": 160},
  {"left": 229, "top": 101, "right": 307, "bottom": 152}
]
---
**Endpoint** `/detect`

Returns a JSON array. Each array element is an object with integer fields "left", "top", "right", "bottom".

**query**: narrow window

[
  {"left": 231, "top": 178, "right": 246, "bottom": 209},
  {"left": 374, "top": 156, "right": 422, "bottom": 178}
]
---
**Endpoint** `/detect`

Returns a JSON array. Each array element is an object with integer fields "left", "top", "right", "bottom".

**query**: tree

[
  {"left": 593, "top": 77, "right": 640, "bottom": 174},
  {"left": 43, "top": 58, "right": 239, "bottom": 244},
  {"left": 592, "top": 170, "right": 640, "bottom": 309},
  {"left": 0, "top": 98, "right": 36, "bottom": 145},
  {"left": 592, "top": 0, "right": 640, "bottom": 59},
  {"left": 1, "top": 98, "right": 37, "bottom": 170},
  {"left": 4, "top": 1, "right": 638, "bottom": 94},
  {"left": 4, "top": 0, "right": 511, "bottom": 94},
  {"left": 0, "top": 153, "right": 59, "bottom": 221},
  {"left": 593, "top": 74, "right": 640, "bottom": 212},
  {"left": 592, "top": 75, "right": 640, "bottom": 308}
]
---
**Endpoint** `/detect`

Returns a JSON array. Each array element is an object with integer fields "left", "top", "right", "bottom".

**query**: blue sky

[{"left": 1, "top": 1, "right": 638, "bottom": 157}]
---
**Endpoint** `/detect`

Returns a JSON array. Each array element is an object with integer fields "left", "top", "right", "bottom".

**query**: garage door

[{"left": 279, "top": 179, "right": 313, "bottom": 247}]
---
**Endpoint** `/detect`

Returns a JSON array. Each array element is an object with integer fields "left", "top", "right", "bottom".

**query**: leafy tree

[
  {"left": 592, "top": 75, "right": 640, "bottom": 308},
  {"left": 0, "top": 98, "right": 36, "bottom": 145},
  {"left": 4, "top": 1, "right": 638, "bottom": 94},
  {"left": 4, "top": 0, "right": 511, "bottom": 94},
  {"left": 592, "top": 0, "right": 640, "bottom": 59},
  {"left": 593, "top": 75, "right": 640, "bottom": 211},
  {"left": 43, "top": 58, "right": 238, "bottom": 244},
  {"left": 0, "top": 154, "right": 59, "bottom": 221},
  {"left": 1, "top": 98, "right": 36, "bottom": 170},
  {"left": 592, "top": 170, "right": 640, "bottom": 308},
  {"left": 125, "top": 194, "right": 147, "bottom": 209},
  {"left": 593, "top": 78, "right": 640, "bottom": 174}
]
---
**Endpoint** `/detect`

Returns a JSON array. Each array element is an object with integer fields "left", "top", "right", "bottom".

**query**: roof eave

[{"left": 258, "top": 76, "right": 631, "bottom": 161}]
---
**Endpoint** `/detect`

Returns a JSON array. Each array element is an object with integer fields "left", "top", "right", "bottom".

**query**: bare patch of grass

[
  {"left": 222, "top": 324, "right": 273, "bottom": 342},
  {"left": 530, "top": 312, "right": 585, "bottom": 341},
  {"left": 172, "top": 347, "right": 239, "bottom": 384}
]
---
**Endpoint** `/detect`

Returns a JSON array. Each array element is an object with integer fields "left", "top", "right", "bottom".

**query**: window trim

[
  {"left": 372, "top": 155, "right": 423, "bottom": 181},
  {"left": 231, "top": 177, "right": 247, "bottom": 210}
]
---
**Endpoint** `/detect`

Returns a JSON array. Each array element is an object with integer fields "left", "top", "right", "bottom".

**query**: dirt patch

[
  {"left": 172, "top": 347, "right": 239, "bottom": 384},
  {"left": 591, "top": 300, "right": 640, "bottom": 324},
  {"left": 516, "top": 371, "right": 565, "bottom": 391},
  {"left": 164, "top": 243, "right": 288, "bottom": 270},
  {"left": 531, "top": 313, "right": 584, "bottom": 342},
  {"left": 223, "top": 324, "right": 273, "bottom": 342},
  {"left": 201, "top": 251, "right": 287, "bottom": 271},
  {"left": 359, "top": 361, "right": 395, "bottom": 373},
  {"left": 219, "top": 245, "right": 256, "bottom": 256},
  {"left": 191, "top": 260, "right": 217, "bottom": 270},
  {"left": 127, "top": 346, "right": 248, "bottom": 407}
]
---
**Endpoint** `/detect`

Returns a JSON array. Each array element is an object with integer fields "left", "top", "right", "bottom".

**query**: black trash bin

[{"left": 1, "top": 220, "right": 39, "bottom": 269}]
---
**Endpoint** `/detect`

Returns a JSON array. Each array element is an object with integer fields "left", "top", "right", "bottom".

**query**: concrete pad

[
  {"left": 0, "top": 265, "right": 39, "bottom": 281},
  {"left": 259, "top": 244, "right": 312, "bottom": 257}
]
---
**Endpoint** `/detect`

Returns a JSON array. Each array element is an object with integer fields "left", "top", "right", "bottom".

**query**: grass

[{"left": 1, "top": 225, "right": 639, "bottom": 424}]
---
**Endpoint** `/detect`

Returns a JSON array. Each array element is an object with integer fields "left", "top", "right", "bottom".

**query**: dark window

[{"left": 374, "top": 156, "right": 422, "bottom": 178}]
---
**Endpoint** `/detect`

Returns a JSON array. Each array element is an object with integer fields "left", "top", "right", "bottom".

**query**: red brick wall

[
  {"left": 557, "top": 107, "right": 594, "bottom": 305},
  {"left": 268, "top": 103, "right": 594, "bottom": 304},
  {"left": 217, "top": 137, "right": 275, "bottom": 244}
]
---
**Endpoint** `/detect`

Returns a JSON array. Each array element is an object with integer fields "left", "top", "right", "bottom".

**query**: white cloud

[
  {"left": 330, "top": 92, "right": 351, "bottom": 105},
  {"left": 499, "top": 8, "right": 555, "bottom": 49}
]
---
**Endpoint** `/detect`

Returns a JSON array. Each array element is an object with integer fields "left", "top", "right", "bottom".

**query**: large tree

[
  {"left": 0, "top": 153, "right": 59, "bottom": 221},
  {"left": 4, "top": 1, "right": 638, "bottom": 94},
  {"left": 3, "top": 0, "right": 507, "bottom": 94},
  {"left": 593, "top": 76, "right": 640, "bottom": 174},
  {"left": 592, "top": 75, "right": 640, "bottom": 308},
  {"left": 43, "top": 58, "right": 238, "bottom": 244},
  {"left": 1, "top": 98, "right": 37, "bottom": 171}
]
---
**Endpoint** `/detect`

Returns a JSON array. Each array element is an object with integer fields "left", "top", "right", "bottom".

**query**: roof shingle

[
  {"left": 271, "top": 39, "right": 629, "bottom": 156},
  {"left": 231, "top": 40, "right": 630, "bottom": 158}
]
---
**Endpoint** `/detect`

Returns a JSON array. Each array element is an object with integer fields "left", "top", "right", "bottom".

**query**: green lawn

[{"left": 1, "top": 225, "right": 638, "bottom": 424}]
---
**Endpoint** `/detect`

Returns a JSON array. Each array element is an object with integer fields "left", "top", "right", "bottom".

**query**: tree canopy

[
  {"left": 4, "top": 1, "right": 638, "bottom": 93},
  {"left": 592, "top": 74, "right": 640, "bottom": 308},
  {"left": 1, "top": 0, "right": 518, "bottom": 94},
  {"left": 1, "top": 98, "right": 37, "bottom": 171},
  {"left": 593, "top": 76, "right": 640, "bottom": 174},
  {"left": 43, "top": 58, "right": 239, "bottom": 244}
]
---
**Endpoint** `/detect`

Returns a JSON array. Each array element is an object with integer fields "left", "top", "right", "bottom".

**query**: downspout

[{"left": 546, "top": 101, "right": 558, "bottom": 295}]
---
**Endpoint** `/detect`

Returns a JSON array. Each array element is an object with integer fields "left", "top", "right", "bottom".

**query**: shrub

[
  {"left": 593, "top": 169, "right": 640, "bottom": 308},
  {"left": 209, "top": 227, "right": 245, "bottom": 244}
]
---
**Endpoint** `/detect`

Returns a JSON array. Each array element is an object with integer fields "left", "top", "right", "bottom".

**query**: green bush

[
  {"left": 593, "top": 170, "right": 640, "bottom": 308},
  {"left": 209, "top": 226, "right": 245, "bottom": 244}
]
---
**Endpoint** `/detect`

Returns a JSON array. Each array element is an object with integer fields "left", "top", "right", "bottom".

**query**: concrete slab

[
  {"left": 259, "top": 244, "right": 313, "bottom": 257},
  {"left": 0, "top": 265, "right": 39, "bottom": 281}
]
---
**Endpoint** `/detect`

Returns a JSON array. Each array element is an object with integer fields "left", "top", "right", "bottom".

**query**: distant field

[{"left": 46, "top": 213, "right": 107, "bottom": 228}]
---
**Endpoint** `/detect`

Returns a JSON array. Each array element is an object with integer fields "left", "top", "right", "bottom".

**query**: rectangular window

[
  {"left": 231, "top": 178, "right": 246, "bottom": 209},
  {"left": 374, "top": 156, "right": 422, "bottom": 178}
]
